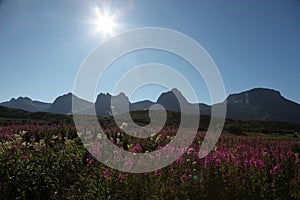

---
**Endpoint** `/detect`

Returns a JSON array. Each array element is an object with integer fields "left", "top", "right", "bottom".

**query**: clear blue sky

[{"left": 0, "top": 0, "right": 300, "bottom": 105}]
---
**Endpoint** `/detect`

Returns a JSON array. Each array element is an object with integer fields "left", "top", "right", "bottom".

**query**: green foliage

[
  {"left": 225, "top": 124, "right": 244, "bottom": 135},
  {"left": 1, "top": 105, "right": 300, "bottom": 134},
  {"left": 1, "top": 125, "right": 300, "bottom": 199}
]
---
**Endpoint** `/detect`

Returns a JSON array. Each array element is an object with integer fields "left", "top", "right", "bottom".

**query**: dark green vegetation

[
  {"left": 1, "top": 105, "right": 299, "bottom": 134},
  {"left": 1, "top": 105, "right": 300, "bottom": 199},
  {"left": 1, "top": 125, "right": 300, "bottom": 199},
  {"left": 0, "top": 105, "right": 73, "bottom": 126}
]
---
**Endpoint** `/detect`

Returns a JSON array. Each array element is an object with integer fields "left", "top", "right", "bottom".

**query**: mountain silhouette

[
  {"left": 94, "top": 92, "right": 130, "bottom": 116},
  {"left": 1, "top": 88, "right": 300, "bottom": 123},
  {"left": 156, "top": 88, "right": 210, "bottom": 115},
  {"left": 130, "top": 100, "right": 154, "bottom": 111},
  {"left": 47, "top": 93, "right": 92, "bottom": 114},
  {"left": 0, "top": 97, "right": 51, "bottom": 112},
  {"left": 223, "top": 88, "right": 300, "bottom": 123}
]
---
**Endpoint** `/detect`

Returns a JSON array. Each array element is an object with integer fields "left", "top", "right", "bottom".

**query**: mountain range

[{"left": 1, "top": 88, "right": 300, "bottom": 123}]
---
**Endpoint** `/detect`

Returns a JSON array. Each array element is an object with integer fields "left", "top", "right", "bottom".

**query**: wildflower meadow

[{"left": 0, "top": 124, "right": 300, "bottom": 199}]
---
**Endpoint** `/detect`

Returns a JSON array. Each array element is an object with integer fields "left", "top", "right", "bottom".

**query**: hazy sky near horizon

[{"left": 0, "top": 0, "right": 300, "bottom": 104}]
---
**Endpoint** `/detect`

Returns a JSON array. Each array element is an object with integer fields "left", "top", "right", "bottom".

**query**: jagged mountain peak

[
  {"left": 47, "top": 93, "right": 92, "bottom": 114},
  {"left": 1, "top": 96, "right": 50, "bottom": 112},
  {"left": 1, "top": 87, "right": 300, "bottom": 123},
  {"left": 16, "top": 96, "right": 32, "bottom": 101}
]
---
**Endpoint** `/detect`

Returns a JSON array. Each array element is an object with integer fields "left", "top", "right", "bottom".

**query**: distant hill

[
  {"left": 0, "top": 105, "right": 73, "bottom": 125},
  {"left": 223, "top": 88, "right": 300, "bottom": 123},
  {"left": 46, "top": 93, "right": 92, "bottom": 114},
  {"left": 156, "top": 89, "right": 211, "bottom": 115},
  {"left": 1, "top": 87, "right": 300, "bottom": 123},
  {"left": 0, "top": 97, "right": 51, "bottom": 112},
  {"left": 130, "top": 100, "right": 154, "bottom": 111}
]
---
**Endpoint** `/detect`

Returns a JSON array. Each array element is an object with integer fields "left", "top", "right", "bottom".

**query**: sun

[{"left": 92, "top": 6, "right": 120, "bottom": 38}]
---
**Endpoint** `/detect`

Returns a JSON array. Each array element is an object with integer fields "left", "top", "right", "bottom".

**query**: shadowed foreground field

[{"left": 0, "top": 125, "right": 300, "bottom": 199}]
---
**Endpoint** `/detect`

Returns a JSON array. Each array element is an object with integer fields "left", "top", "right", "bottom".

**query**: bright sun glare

[{"left": 92, "top": 6, "right": 120, "bottom": 38}]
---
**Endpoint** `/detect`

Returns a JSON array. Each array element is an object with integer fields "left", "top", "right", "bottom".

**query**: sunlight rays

[{"left": 89, "top": 5, "right": 122, "bottom": 39}]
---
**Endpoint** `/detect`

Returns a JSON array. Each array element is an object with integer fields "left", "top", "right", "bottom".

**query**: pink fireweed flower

[
  {"left": 256, "top": 159, "right": 265, "bottom": 169},
  {"left": 204, "top": 156, "right": 208, "bottom": 168},
  {"left": 92, "top": 146, "right": 100, "bottom": 155},
  {"left": 214, "top": 158, "right": 221, "bottom": 167},
  {"left": 86, "top": 157, "right": 93, "bottom": 165},
  {"left": 217, "top": 151, "right": 227, "bottom": 159},
  {"left": 110, "top": 137, "right": 114, "bottom": 143},
  {"left": 118, "top": 172, "right": 125, "bottom": 180},
  {"left": 270, "top": 163, "right": 281, "bottom": 175},
  {"left": 30, "top": 135, "right": 36, "bottom": 142},
  {"left": 176, "top": 157, "right": 184, "bottom": 165},
  {"left": 262, "top": 147, "right": 268, "bottom": 153},
  {"left": 104, "top": 168, "right": 110, "bottom": 179},
  {"left": 22, "top": 155, "right": 28, "bottom": 161},
  {"left": 187, "top": 147, "right": 195, "bottom": 155},
  {"left": 243, "top": 159, "right": 249, "bottom": 168},
  {"left": 185, "top": 168, "right": 191, "bottom": 174},
  {"left": 242, "top": 151, "right": 248, "bottom": 158},
  {"left": 287, "top": 150, "right": 293, "bottom": 158},
  {"left": 124, "top": 159, "right": 134, "bottom": 169},
  {"left": 155, "top": 151, "right": 162, "bottom": 159},
  {"left": 131, "top": 143, "right": 142, "bottom": 153},
  {"left": 199, "top": 150, "right": 209, "bottom": 159},
  {"left": 40, "top": 144, "right": 46, "bottom": 150},
  {"left": 273, "top": 163, "right": 281, "bottom": 171},
  {"left": 11, "top": 145, "right": 17, "bottom": 151},
  {"left": 181, "top": 174, "right": 187, "bottom": 180},
  {"left": 249, "top": 158, "right": 265, "bottom": 169}
]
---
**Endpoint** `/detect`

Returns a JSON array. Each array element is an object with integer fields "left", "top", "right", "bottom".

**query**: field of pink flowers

[{"left": 0, "top": 125, "right": 300, "bottom": 199}]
